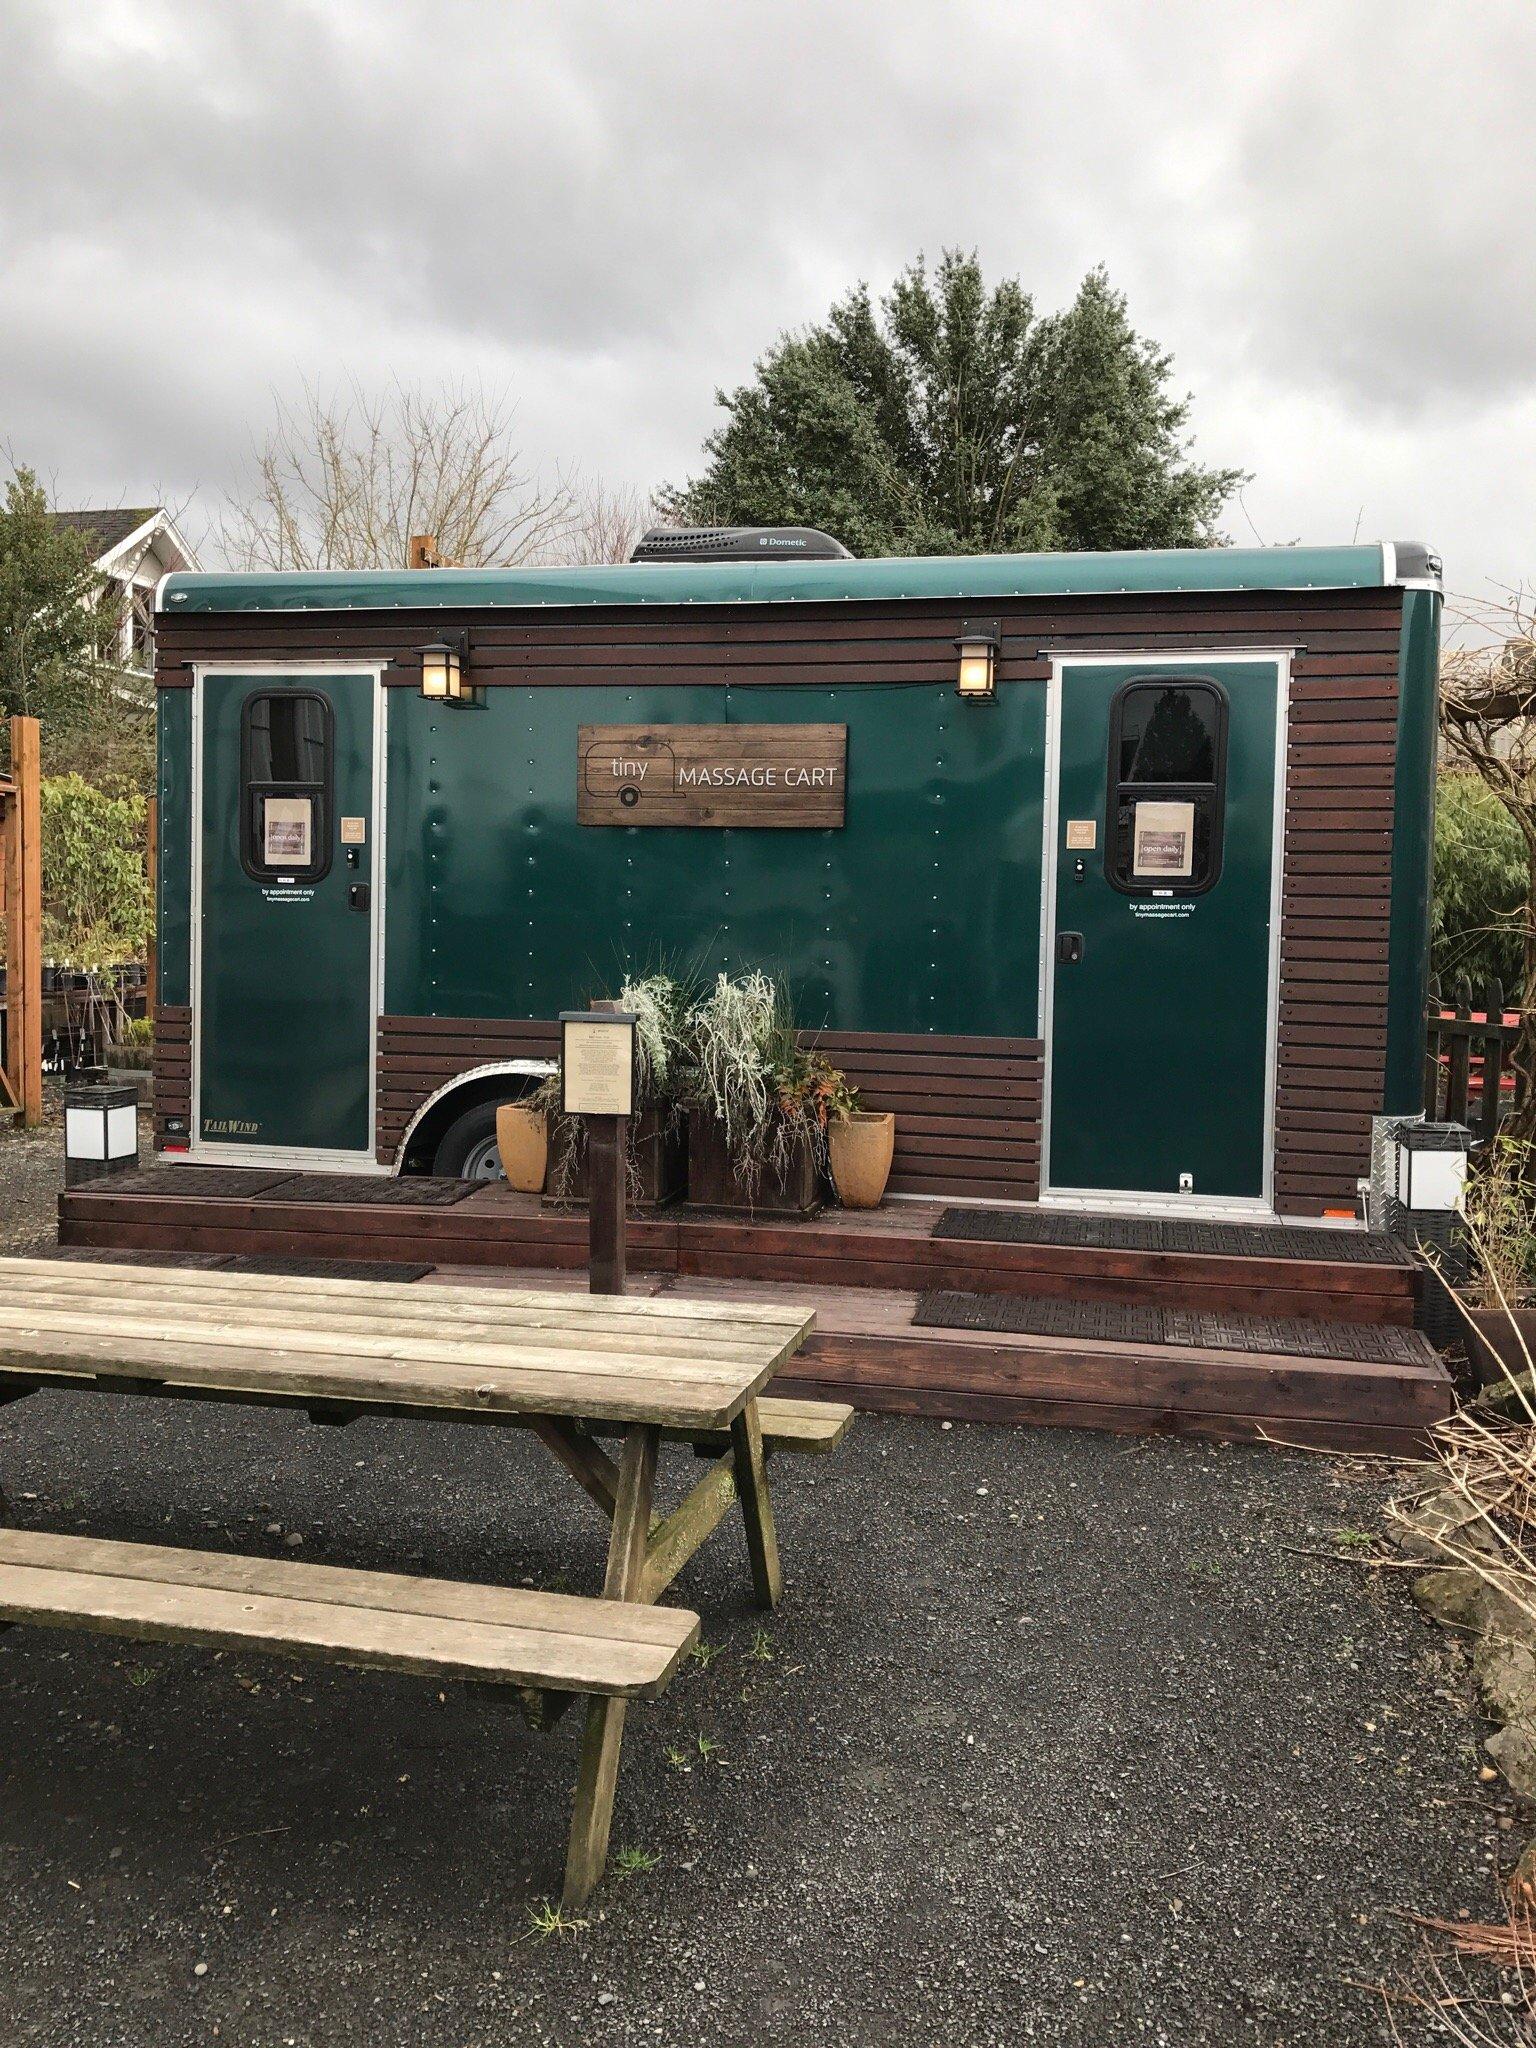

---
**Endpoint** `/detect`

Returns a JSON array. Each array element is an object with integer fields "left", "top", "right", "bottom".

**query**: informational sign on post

[
  {"left": 560, "top": 1009, "right": 637, "bottom": 1295},
  {"left": 561, "top": 1011, "right": 636, "bottom": 1118}
]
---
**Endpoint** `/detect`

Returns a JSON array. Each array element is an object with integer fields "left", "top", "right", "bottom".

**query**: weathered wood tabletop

[{"left": 0, "top": 1258, "right": 812, "bottom": 1430}]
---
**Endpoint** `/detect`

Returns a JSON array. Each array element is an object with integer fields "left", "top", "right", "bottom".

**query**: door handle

[
  {"left": 1056, "top": 931, "right": 1084, "bottom": 964},
  {"left": 348, "top": 883, "right": 371, "bottom": 912}
]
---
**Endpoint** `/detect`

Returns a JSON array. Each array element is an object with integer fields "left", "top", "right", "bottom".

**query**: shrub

[
  {"left": 39, "top": 773, "right": 150, "bottom": 971},
  {"left": 1433, "top": 769, "right": 1525, "bottom": 992}
]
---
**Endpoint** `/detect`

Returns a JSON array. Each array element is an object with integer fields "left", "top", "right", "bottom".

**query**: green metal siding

[
  {"left": 156, "top": 687, "right": 192, "bottom": 1006},
  {"left": 383, "top": 683, "right": 1045, "bottom": 1034},
  {"left": 162, "top": 543, "right": 1396, "bottom": 619},
  {"left": 1383, "top": 587, "right": 1443, "bottom": 1113}
]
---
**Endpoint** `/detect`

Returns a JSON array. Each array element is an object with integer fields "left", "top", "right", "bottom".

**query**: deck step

[
  {"left": 61, "top": 1174, "right": 1421, "bottom": 1326},
  {"left": 930, "top": 1208, "right": 1411, "bottom": 1266},
  {"left": 0, "top": 1530, "right": 698, "bottom": 1697},
  {"left": 912, "top": 1289, "right": 1438, "bottom": 1366}
]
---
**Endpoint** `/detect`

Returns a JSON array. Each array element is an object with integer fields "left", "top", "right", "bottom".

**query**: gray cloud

[{"left": 1, "top": 0, "right": 1531, "bottom": 596}]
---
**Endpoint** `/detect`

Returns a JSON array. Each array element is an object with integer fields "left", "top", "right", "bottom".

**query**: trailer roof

[{"left": 159, "top": 541, "right": 1438, "bottom": 615}]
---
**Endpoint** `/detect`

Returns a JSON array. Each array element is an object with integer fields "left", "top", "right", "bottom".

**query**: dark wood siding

[
  {"left": 811, "top": 1031, "right": 1041, "bottom": 1203},
  {"left": 161, "top": 585, "right": 1403, "bottom": 1211},
  {"left": 152, "top": 1005, "right": 191, "bottom": 1144},
  {"left": 377, "top": 1014, "right": 559, "bottom": 1163},
  {"left": 375, "top": 1015, "right": 1043, "bottom": 1198}
]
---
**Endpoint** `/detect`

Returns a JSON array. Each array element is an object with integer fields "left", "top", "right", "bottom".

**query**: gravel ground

[{"left": 0, "top": 1106, "right": 1512, "bottom": 2046}]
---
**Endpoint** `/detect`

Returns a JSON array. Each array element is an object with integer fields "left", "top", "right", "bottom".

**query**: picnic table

[{"left": 0, "top": 1257, "right": 850, "bottom": 1906}]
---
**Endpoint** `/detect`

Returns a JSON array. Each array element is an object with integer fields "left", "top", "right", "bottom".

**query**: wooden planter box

[
  {"left": 542, "top": 1109, "right": 687, "bottom": 1212},
  {"left": 1466, "top": 1306, "right": 1536, "bottom": 1387},
  {"left": 684, "top": 1107, "right": 823, "bottom": 1218}
]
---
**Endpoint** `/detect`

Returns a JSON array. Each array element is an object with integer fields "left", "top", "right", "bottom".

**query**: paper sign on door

[
  {"left": 1132, "top": 799, "right": 1195, "bottom": 879},
  {"left": 262, "top": 795, "right": 313, "bottom": 865}
]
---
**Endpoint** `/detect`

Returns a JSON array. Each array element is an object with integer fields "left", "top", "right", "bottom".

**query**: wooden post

[
  {"left": 145, "top": 796, "right": 158, "bottom": 1021},
  {"left": 2, "top": 717, "right": 42, "bottom": 1128},
  {"left": 587, "top": 1113, "right": 627, "bottom": 1296},
  {"left": 584, "top": 997, "right": 630, "bottom": 1298}
]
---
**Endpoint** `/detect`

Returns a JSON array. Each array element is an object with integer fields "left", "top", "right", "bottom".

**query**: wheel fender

[{"left": 389, "top": 1059, "right": 555, "bottom": 1172}]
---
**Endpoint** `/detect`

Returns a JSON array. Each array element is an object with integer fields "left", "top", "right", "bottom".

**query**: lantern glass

[
  {"left": 419, "top": 643, "right": 460, "bottom": 701},
  {"left": 957, "top": 642, "right": 996, "bottom": 698}
]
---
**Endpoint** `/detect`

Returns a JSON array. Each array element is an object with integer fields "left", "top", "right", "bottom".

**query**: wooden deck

[{"left": 55, "top": 1176, "right": 1449, "bottom": 1454}]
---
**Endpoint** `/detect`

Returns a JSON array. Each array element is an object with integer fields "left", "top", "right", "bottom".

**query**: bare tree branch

[{"left": 218, "top": 379, "right": 582, "bottom": 570}]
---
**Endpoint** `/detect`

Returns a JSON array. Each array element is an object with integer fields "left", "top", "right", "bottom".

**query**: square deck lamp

[
  {"left": 418, "top": 633, "right": 474, "bottom": 706},
  {"left": 64, "top": 1077, "right": 140, "bottom": 1188},
  {"left": 1383, "top": 1118, "right": 1471, "bottom": 1350},
  {"left": 955, "top": 620, "right": 1001, "bottom": 702},
  {"left": 1389, "top": 1119, "right": 1471, "bottom": 1216}
]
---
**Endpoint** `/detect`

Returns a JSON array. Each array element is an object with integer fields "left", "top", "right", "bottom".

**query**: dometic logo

[
  {"left": 578, "top": 724, "right": 847, "bottom": 830},
  {"left": 756, "top": 535, "right": 807, "bottom": 549}
]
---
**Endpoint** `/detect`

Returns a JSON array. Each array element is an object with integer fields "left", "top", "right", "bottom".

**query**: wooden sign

[{"left": 578, "top": 724, "right": 846, "bottom": 828}]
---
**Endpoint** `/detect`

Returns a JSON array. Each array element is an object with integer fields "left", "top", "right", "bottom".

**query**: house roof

[
  {"left": 51, "top": 508, "right": 160, "bottom": 556},
  {"left": 158, "top": 541, "right": 1441, "bottom": 617},
  {"left": 52, "top": 507, "right": 197, "bottom": 576}
]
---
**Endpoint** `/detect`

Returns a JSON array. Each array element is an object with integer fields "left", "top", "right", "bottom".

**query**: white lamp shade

[{"left": 65, "top": 1102, "right": 137, "bottom": 1162}]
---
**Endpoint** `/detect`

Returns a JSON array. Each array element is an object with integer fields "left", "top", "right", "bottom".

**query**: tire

[{"left": 430, "top": 1098, "right": 508, "bottom": 1180}]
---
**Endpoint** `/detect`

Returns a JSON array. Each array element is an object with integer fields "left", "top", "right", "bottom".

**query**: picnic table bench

[{"left": 0, "top": 1257, "right": 851, "bottom": 1906}]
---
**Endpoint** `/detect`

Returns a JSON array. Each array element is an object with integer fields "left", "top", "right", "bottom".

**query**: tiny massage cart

[
  {"left": 141, "top": 531, "right": 1440, "bottom": 1221},
  {"left": 0, "top": 1258, "right": 850, "bottom": 1908}
]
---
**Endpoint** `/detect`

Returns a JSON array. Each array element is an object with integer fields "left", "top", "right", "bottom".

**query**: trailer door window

[
  {"left": 1106, "top": 677, "right": 1227, "bottom": 895},
  {"left": 241, "top": 691, "right": 333, "bottom": 881}
]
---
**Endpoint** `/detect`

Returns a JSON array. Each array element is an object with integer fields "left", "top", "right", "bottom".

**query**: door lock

[
  {"left": 348, "top": 882, "right": 371, "bottom": 912},
  {"left": 1056, "top": 931, "right": 1084, "bottom": 964}
]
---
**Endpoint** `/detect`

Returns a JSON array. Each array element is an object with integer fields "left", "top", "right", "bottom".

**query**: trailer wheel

[{"left": 429, "top": 1099, "right": 507, "bottom": 1180}]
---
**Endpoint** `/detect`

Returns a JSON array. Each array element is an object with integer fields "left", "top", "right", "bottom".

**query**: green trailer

[{"left": 151, "top": 536, "right": 1440, "bottom": 1219}]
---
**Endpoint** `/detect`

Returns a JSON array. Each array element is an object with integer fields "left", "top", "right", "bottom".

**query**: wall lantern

[
  {"left": 954, "top": 619, "right": 1001, "bottom": 701},
  {"left": 64, "top": 1077, "right": 140, "bottom": 1188},
  {"left": 418, "top": 633, "right": 472, "bottom": 705}
]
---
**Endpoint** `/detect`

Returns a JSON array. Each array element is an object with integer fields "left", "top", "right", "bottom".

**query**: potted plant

[
  {"left": 542, "top": 972, "right": 691, "bottom": 1211},
  {"left": 681, "top": 971, "right": 853, "bottom": 1218}
]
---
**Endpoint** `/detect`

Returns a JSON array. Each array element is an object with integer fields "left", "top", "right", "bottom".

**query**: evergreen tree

[
  {"left": 663, "top": 254, "right": 1244, "bottom": 557},
  {"left": 0, "top": 465, "right": 115, "bottom": 726}
]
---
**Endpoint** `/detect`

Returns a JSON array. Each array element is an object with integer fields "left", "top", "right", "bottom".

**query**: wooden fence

[{"left": 1425, "top": 977, "right": 1523, "bottom": 1142}]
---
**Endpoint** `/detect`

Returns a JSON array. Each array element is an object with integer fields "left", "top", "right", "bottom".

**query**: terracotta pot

[
  {"left": 829, "top": 1111, "right": 896, "bottom": 1208},
  {"left": 495, "top": 1103, "right": 548, "bottom": 1193}
]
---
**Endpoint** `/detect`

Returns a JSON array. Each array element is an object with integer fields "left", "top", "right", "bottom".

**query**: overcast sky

[{"left": 2, "top": 0, "right": 1532, "bottom": 620}]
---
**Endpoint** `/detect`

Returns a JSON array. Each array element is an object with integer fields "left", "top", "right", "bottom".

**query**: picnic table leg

[
  {"left": 563, "top": 1423, "right": 658, "bottom": 1911},
  {"left": 730, "top": 1398, "right": 781, "bottom": 1610}
]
